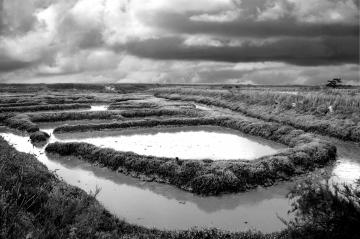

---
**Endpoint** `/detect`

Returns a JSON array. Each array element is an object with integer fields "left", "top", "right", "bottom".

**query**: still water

[{"left": 53, "top": 126, "right": 284, "bottom": 160}]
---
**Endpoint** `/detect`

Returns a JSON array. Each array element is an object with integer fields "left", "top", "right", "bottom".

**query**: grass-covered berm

[
  {"left": 47, "top": 116, "right": 336, "bottom": 195},
  {"left": 108, "top": 101, "right": 160, "bottom": 110},
  {"left": 0, "top": 103, "right": 93, "bottom": 135},
  {"left": 153, "top": 87, "right": 360, "bottom": 142},
  {"left": 0, "top": 103, "right": 91, "bottom": 113},
  {"left": 1, "top": 108, "right": 201, "bottom": 133},
  {"left": 29, "top": 131, "right": 50, "bottom": 143}
]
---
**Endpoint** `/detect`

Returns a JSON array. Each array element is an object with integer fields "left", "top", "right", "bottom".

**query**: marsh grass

[
  {"left": 0, "top": 103, "right": 91, "bottom": 113},
  {"left": 284, "top": 179, "right": 360, "bottom": 239},
  {"left": 153, "top": 88, "right": 360, "bottom": 141}
]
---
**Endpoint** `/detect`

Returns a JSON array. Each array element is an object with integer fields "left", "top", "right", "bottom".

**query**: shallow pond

[
  {"left": 0, "top": 128, "right": 291, "bottom": 232},
  {"left": 53, "top": 126, "right": 284, "bottom": 160}
]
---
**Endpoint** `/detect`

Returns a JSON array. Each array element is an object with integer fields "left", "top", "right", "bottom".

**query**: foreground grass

[
  {"left": 153, "top": 87, "right": 360, "bottom": 142},
  {"left": 285, "top": 179, "right": 360, "bottom": 239}
]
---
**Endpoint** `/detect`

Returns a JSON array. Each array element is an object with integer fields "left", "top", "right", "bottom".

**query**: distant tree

[{"left": 326, "top": 78, "right": 342, "bottom": 88}]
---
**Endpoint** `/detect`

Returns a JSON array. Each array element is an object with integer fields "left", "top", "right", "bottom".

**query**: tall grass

[
  {"left": 284, "top": 179, "right": 360, "bottom": 239},
  {"left": 153, "top": 87, "right": 360, "bottom": 115},
  {"left": 153, "top": 88, "right": 360, "bottom": 142}
]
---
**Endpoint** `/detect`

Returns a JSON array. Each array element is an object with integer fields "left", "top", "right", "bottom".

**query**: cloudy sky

[{"left": 0, "top": 0, "right": 359, "bottom": 84}]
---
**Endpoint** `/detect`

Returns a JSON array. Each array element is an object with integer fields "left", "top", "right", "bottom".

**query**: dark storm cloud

[
  {"left": 57, "top": 12, "right": 105, "bottom": 50},
  {"left": 0, "top": 0, "right": 43, "bottom": 36},
  {"left": 196, "top": 69, "right": 250, "bottom": 84},
  {"left": 0, "top": 0, "right": 4, "bottom": 34},
  {"left": 0, "top": 0, "right": 358, "bottom": 84},
  {"left": 143, "top": 11, "right": 359, "bottom": 38},
  {"left": 0, "top": 56, "right": 33, "bottom": 72},
  {"left": 125, "top": 36, "right": 359, "bottom": 66}
]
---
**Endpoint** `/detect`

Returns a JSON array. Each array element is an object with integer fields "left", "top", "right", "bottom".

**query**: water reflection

[
  {"left": 323, "top": 136, "right": 360, "bottom": 185},
  {"left": 332, "top": 159, "right": 360, "bottom": 184},
  {"left": 54, "top": 126, "right": 284, "bottom": 160},
  {"left": 88, "top": 105, "right": 108, "bottom": 111}
]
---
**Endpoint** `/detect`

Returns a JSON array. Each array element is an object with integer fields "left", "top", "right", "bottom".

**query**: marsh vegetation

[{"left": 0, "top": 84, "right": 359, "bottom": 238}]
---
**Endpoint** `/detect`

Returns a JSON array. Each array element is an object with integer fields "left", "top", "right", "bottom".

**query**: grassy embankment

[
  {"left": 153, "top": 87, "right": 360, "bottom": 142},
  {"left": 108, "top": 101, "right": 160, "bottom": 110},
  {"left": 2, "top": 108, "right": 201, "bottom": 133},
  {"left": 0, "top": 107, "right": 202, "bottom": 145},
  {"left": 47, "top": 116, "right": 336, "bottom": 195},
  {"left": 108, "top": 99, "right": 196, "bottom": 110},
  {"left": 1, "top": 136, "right": 359, "bottom": 238},
  {"left": 0, "top": 94, "right": 100, "bottom": 106},
  {"left": 0, "top": 104, "right": 91, "bottom": 114},
  {"left": 1, "top": 104, "right": 93, "bottom": 140}
]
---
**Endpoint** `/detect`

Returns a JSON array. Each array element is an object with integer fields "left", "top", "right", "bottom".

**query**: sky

[{"left": 0, "top": 0, "right": 359, "bottom": 85}]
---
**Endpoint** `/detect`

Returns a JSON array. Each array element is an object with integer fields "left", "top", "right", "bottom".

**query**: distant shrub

[{"left": 30, "top": 131, "right": 50, "bottom": 143}]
